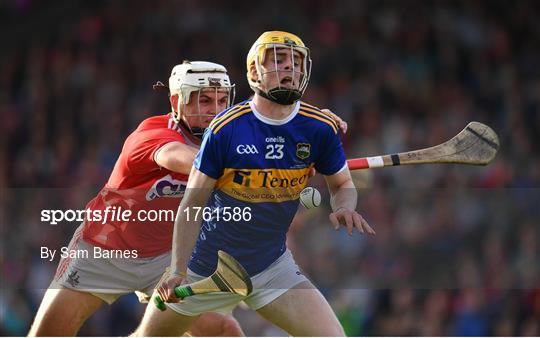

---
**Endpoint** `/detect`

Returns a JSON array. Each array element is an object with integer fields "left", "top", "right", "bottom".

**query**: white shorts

[
  {"left": 167, "top": 249, "right": 309, "bottom": 316},
  {"left": 53, "top": 230, "right": 169, "bottom": 305}
]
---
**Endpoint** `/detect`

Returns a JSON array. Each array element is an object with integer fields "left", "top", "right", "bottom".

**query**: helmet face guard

[
  {"left": 255, "top": 44, "right": 311, "bottom": 105},
  {"left": 169, "top": 61, "right": 235, "bottom": 137},
  {"left": 247, "top": 32, "right": 312, "bottom": 105},
  {"left": 176, "top": 85, "right": 235, "bottom": 137}
]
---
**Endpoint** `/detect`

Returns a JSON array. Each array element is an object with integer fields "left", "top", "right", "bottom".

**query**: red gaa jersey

[{"left": 82, "top": 113, "right": 195, "bottom": 257}]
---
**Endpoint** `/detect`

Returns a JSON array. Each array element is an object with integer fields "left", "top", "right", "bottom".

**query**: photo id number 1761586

[{"left": 182, "top": 206, "right": 252, "bottom": 222}]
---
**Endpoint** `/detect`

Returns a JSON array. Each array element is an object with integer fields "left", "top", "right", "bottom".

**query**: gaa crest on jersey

[
  {"left": 296, "top": 143, "right": 311, "bottom": 159},
  {"left": 146, "top": 174, "right": 187, "bottom": 201}
]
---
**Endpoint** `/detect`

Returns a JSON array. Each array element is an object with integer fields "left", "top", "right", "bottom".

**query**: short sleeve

[
  {"left": 194, "top": 128, "right": 226, "bottom": 179},
  {"left": 314, "top": 127, "right": 347, "bottom": 175},
  {"left": 125, "top": 129, "right": 181, "bottom": 173}
]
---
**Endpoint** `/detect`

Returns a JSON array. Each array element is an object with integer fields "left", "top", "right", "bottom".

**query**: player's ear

[
  {"left": 170, "top": 94, "right": 179, "bottom": 111},
  {"left": 249, "top": 63, "right": 259, "bottom": 83}
]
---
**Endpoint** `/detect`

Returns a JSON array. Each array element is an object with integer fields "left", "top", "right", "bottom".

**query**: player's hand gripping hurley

[
  {"left": 154, "top": 250, "right": 253, "bottom": 311},
  {"left": 347, "top": 122, "right": 499, "bottom": 170}
]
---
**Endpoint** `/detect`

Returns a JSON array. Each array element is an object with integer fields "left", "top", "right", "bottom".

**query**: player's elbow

[
  {"left": 338, "top": 177, "right": 355, "bottom": 190},
  {"left": 328, "top": 178, "right": 356, "bottom": 198},
  {"left": 155, "top": 142, "right": 196, "bottom": 174},
  {"left": 156, "top": 152, "right": 192, "bottom": 174},
  {"left": 163, "top": 158, "right": 191, "bottom": 174},
  {"left": 325, "top": 168, "right": 354, "bottom": 192}
]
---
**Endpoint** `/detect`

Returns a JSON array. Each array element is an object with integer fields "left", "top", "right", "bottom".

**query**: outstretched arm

[
  {"left": 154, "top": 142, "right": 199, "bottom": 175},
  {"left": 171, "top": 167, "right": 216, "bottom": 274},
  {"left": 156, "top": 166, "right": 216, "bottom": 303},
  {"left": 323, "top": 167, "right": 376, "bottom": 236}
]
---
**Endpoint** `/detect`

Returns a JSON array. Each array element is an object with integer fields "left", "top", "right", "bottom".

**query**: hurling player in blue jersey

[{"left": 134, "top": 31, "right": 375, "bottom": 337}]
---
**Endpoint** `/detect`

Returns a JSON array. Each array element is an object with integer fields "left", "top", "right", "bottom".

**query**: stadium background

[{"left": 1, "top": 0, "right": 539, "bottom": 335}]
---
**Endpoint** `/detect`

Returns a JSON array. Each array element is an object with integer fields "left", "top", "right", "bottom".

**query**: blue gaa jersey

[{"left": 189, "top": 99, "right": 346, "bottom": 276}]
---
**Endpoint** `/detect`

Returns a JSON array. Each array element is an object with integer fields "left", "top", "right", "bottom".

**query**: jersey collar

[
  {"left": 168, "top": 113, "right": 200, "bottom": 147},
  {"left": 249, "top": 100, "right": 300, "bottom": 125}
]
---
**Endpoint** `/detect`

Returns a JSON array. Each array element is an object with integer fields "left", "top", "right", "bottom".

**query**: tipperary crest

[{"left": 296, "top": 143, "right": 311, "bottom": 159}]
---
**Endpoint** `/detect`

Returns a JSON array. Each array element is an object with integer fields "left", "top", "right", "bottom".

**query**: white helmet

[{"left": 168, "top": 60, "right": 235, "bottom": 136}]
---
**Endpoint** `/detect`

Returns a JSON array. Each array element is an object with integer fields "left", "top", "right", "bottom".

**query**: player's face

[
  {"left": 184, "top": 88, "right": 229, "bottom": 129},
  {"left": 260, "top": 47, "right": 303, "bottom": 91}
]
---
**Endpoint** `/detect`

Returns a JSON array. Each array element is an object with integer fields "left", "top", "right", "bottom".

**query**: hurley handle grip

[{"left": 153, "top": 285, "right": 194, "bottom": 311}]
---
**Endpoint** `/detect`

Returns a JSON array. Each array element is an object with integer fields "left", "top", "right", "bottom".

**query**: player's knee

[
  {"left": 220, "top": 317, "right": 244, "bottom": 336},
  {"left": 28, "top": 290, "right": 97, "bottom": 336},
  {"left": 315, "top": 317, "right": 345, "bottom": 337},
  {"left": 329, "top": 321, "right": 346, "bottom": 337},
  {"left": 131, "top": 321, "right": 162, "bottom": 337},
  {"left": 29, "top": 311, "right": 85, "bottom": 337},
  {"left": 130, "top": 327, "right": 144, "bottom": 337}
]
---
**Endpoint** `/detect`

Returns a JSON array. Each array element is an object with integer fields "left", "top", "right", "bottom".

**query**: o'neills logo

[{"left": 146, "top": 175, "right": 187, "bottom": 201}]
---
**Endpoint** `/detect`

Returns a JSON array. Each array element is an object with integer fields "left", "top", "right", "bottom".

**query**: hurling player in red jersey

[{"left": 28, "top": 61, "right": 247, "bottom": 336}]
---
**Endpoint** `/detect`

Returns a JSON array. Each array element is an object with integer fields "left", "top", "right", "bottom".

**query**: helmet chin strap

[
  {"left": 179, "top": 118, "right": 205, "bottom": 139},
  {"left": 255, "top": 87, "right": 301, "bottom": 105},
  {"left": 175, "top": 101, "right": 205, "bottom": 139}
]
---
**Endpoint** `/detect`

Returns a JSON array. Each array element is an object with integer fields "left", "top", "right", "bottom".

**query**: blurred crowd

[{"left": 1, "top": 0, "right": 539, "bottom": 335}]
